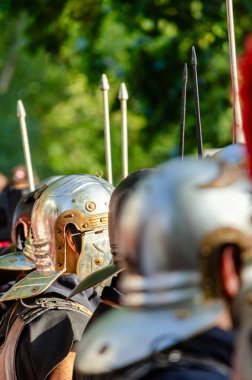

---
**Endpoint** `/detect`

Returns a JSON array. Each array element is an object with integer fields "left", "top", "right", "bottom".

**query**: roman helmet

[
  {"left": 12, "top": 176, "right": 63, "bottom": 250},
  {"left": 109, "top": 169, "right": 153, "bottom": 268},
  {"left": 75, "top": 157, "right": 252, "bottom": 376},
  {"left": 0, "top": 174, "right": 114, "bottom": 301},
  {"left": 68, "top": 169, "right": 153, "bottom": 298},
  {"left": 0, "top": 176, "right": 63, "bottom": 271},
  {"left": 11, "top": 190, "right": 36, "bottom": 252}
]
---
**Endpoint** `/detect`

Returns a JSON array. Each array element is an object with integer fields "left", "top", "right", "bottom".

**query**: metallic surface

[
  {"left": 76, "top": 300, "right": 223, "bottom": 374},
  {"left": 75, "top": 158, "right": 252, "bottom": 374},
  {"left": 76, "top": 229, "right": 111, "bottom": 280},
  {"left": 0, "top": 269, "right": 65, "bottom": 301},
  {"left": 26, "top": 174, "right": 113, "bottom": 273},
  {"left": 2, "top": 174, "right": 114, "bottom": 300},
  {"left": 0, "top": 176, "right": 64, "bottom": 272},
  {"left": 11, "top": 191, "right": 35, "bottom": 249},
  {"left": 210, "top": 143, "right": 246, "bottom": 167},
  {"left": 119, "top": 159, "right": 251, "bottom": 305},
  {"left": 0, "top": 252, "right": 34, "bottom": 271}
]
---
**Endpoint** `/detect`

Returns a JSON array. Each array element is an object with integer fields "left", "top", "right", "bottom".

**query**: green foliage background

[{"left": 0, "top": 0, "right": 251, "bottom": 185}]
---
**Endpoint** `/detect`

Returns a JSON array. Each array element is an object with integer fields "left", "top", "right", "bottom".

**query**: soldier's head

[
  {"left": 24, "top": 174, "right": 114, "bottom": 280},
  {"left": 118, "top": 158, "right": 251, "bottom": 321},
  {"left": 0, "top": 177, "right": 64, "bottom": 273},
  {"left": 75, "top": 157, "right": 252, "bottom": 375},
  {"left": 0, "top": 173, "right": 8, "bottom": 192},
  {"left": 0, "top": 187, "right": 38, "bottom": 282},
  {"left": 11, "top": 191, "right": 36, "bottom": 252},
  {"left": 9, "top": 165, "right": 39, "bottom": 190},
  {"left": 10, "top": 176, "right": 63, "bottom": 252},
  {"left": 109, "top": 169, "right": 152, "bottom": 268}
]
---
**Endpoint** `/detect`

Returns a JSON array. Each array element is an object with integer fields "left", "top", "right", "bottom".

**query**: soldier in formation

[
  {"left": 75, "top": 157, "right": 250, "bottom": 379},
  {"left": 84, "top": 168, "right": 153, "bottom": 328},
  {"left": 0, "top": 174, "right": 114, "bottom": 379},
  {"left": 0, "top": 13, "right": 251, "bottom": 377}
]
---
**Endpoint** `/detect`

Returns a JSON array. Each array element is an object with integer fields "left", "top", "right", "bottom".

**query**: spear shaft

[
  {"left": 226, "top": 0, "right": 244, "bottom": 143},
  {"left": 17, "top": 100, "right": 35, "bottom": 191},
  {"left": 100, "top": 74, "right": 113, "bottom": 184},
  {"left": 179, "top": 63, "right": 188, "bottom": 159},
  {"left": 118, "top": 83, "right": 129, "bottom": 178},
  {"left": 191, "top": 47, "right": 203, "bottom": 158}
]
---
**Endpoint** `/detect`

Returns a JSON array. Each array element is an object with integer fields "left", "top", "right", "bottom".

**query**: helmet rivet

[
  {"left": 85, "top": 201, "right": 96, "bottom": 212},
  {"left": 168, "top": 350, "right": 182, "bottom": 363},
  {"left": 201, "top": 246, "right": 212, "bottom": 257},
  {"left": 72, "top": 198, "right": 77, "bottom": 203},
  {"left": 100, "top": 218, "right": 105, "bottom": 223},
  {"left": 175, "top": 309, "right": 191, "bottom": 320},
  {"left": 95, "top": 257, "right": 104, "bottom": 265},
  {"left": 31, "top": 286, "right": 39, "bottom": 293},
  {"left": 82, "top": 223, "right": 88, "bottom": 228},
  {"left": 98, "top": 345, "right": 108, "bottom": 354},
  {"left": 58, "top": 263, "right": 63, "bottom": 267}
]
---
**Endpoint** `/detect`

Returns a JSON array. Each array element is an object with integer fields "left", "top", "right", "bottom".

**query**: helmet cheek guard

[{"left": 55, "top": 209, "right": 110, "bottom": 276}]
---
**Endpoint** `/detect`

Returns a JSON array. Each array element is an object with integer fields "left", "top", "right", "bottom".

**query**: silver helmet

[
  {"left": 0, "top": 176, "right": 63, "bottom": 272},
  {"left": 11, "top": 176, "right": 64, "bottom": 250},
  {"left": 75, "top": 158, "right": 252, "bottom": 375},
  {"left": 69, "top": 169, "right": 154, "bottom": 295},
  {"left": 1, "top": 174, "right": 114, "bottom": 301},
  {"left": 210, "top": 143, "right": 247, "bottom": 167}
]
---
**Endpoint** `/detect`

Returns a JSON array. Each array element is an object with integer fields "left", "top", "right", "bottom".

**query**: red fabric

[
  {"left": 0, "top": 241, "right": 11, "bottom": 248},
  {"left": 240, "top": 35, "right": 252, "bottom": 178}
]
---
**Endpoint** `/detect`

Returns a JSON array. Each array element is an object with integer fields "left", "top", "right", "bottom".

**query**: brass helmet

[
  {"left": 72, "top": 169, "right": 154, "bottom": 294},
  {"left": 75, "top": 158, "right": 252, "bottom": 375},
  {"left": 1, "top": 174, "right": 114, "bottom": 301}
]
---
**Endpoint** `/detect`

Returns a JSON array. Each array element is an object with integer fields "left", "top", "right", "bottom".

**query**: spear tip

[
  {"left": 17, "top": 99, "right": 26, "bottom": 118},
  {"left": 100, "top": 73, "right": 110, "bottom": 91},
  {"left": 191, "top": 46, "right": 197, "bottom": 66},
  {"left": 183, "top": 63, "right": 188, "bottom": 83},
  {"left": 118, "top": 82, "right": 129, "bottom": 101}
]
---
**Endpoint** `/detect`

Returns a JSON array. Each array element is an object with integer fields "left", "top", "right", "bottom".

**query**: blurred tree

[{"left": 0, "top": 0, "right": 251, "bottom": 184}]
